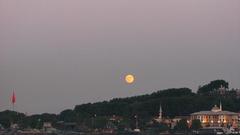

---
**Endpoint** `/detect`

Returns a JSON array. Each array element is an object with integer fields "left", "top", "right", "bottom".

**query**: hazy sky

[{"left": 0, "top": 0, "right": 240, "bottom": 114}]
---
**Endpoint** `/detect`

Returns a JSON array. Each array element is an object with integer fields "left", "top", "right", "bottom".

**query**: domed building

[{"left": 190, "top": 102, "right": 239, "bottom": 128}]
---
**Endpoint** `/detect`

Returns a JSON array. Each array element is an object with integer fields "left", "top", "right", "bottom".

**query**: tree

[
  {"left": 191, "top": 119, "right": 202, "bottom": 130},
  {"left": 92, "top": 116, "right": 108, "bottom": 129},
  {"left": 198, "top": 80, "right": 229, "bottom": 94},
  {"left": 117, "top": 118, "right": 131, "bottom": 131},
  {"left": 174, "top": 119, "right": 189, "bottom": 131},
  {"left": 59, "top": 109, "right": 76, "bottom": 122},
  {"left": 0, "top": 110, "right": 25, "bottom": 128}
]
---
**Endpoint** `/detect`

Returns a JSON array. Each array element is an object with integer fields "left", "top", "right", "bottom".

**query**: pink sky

[{"left": 0, "top": 0, "right": 240, "bottom": 114}]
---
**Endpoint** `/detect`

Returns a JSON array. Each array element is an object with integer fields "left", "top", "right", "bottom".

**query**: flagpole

[{"left": 12, "top": 102, "right": 14, "bottom": 112}]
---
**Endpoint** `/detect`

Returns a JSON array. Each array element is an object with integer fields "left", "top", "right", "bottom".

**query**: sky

[{"left": 0, "top": 0, "right": 240, "bottom": 114}]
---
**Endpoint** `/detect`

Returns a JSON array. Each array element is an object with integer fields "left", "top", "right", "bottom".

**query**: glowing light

[{"left": 125, "top": 74, "right": 135, "bottom": 84}]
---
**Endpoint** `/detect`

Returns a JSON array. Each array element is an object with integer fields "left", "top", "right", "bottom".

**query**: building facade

[{"left": 190, "top": 102, "right": 239, "bottom": 128}]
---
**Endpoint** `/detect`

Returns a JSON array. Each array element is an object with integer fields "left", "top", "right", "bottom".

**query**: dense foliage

[
  {"left": 197, "top": 80, "right": 229, "bottom": 94},
  {"left": 174, "top": 119, "right": 189, "bottom": 131}
]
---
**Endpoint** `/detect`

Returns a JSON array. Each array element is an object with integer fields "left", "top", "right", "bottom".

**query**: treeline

[{"left": 1, "top": 80, "right": 240, "bottom": 129}]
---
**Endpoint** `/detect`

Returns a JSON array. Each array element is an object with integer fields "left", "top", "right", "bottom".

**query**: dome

[{"left": 211, "top": 105, "right": 221, "bottom": 112}]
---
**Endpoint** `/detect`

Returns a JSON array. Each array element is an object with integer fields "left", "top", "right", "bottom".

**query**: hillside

[{"left": 1, "top": 80, "right": 240, "bottom": 129}]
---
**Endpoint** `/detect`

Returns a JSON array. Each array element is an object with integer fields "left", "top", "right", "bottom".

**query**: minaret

[
  {"left": 220, "top": 101, "right": 222, "bottom": 111},
  {"left": 159, "top": 104, "right": 162, "bottom": 121}
]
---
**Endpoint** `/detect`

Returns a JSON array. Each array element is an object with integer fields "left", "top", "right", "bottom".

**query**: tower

[{"left": 159, "top": 104, "right": 162, "bottom": 121}]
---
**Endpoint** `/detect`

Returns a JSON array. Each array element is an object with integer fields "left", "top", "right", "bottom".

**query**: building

[
  {"left": 43, "top": 122, "right": 57, "bottom": 133},
  {"left": 191, "top": 102, "right": 239, "bottom": 128}
]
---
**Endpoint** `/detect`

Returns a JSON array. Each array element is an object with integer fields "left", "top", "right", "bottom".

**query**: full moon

[{"left": 125, "top": 74, "right": 135, "bottom": 84}]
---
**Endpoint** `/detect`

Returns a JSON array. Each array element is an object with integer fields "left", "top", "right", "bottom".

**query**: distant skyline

[{"left": 0, "top": 0, "right": 240, "bottom": 114}]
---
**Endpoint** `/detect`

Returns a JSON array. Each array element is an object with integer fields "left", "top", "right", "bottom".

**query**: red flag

[{"left": 11, "top": 91, "right": 16, "bottom": 104}]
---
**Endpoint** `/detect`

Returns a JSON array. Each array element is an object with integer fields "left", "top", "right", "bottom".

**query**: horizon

[
  {"left": 0, "top": 80, "right": 237, "bottom": 115},
  {"left": 0, "top": 83, "right": 233, "bottom": 115}
]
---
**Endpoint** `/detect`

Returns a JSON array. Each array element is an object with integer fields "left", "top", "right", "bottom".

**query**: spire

[
  {"left": 160, "top": 104, "right": 162, "bottom": 113},
  {"left": 159, "top": 104, "right": 162, "bottom": 120},
  {"left": 220, "top": 101, "right": 222, "bottom": 111}
]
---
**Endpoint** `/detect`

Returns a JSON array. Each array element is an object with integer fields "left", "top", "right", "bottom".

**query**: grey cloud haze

[{"left": 0, "top": 0, "right": 240, "bottom": 114}]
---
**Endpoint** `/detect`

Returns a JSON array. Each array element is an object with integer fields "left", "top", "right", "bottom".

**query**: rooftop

[{"left": 191, "top": 110, "right": 238, "bottom": 115}]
